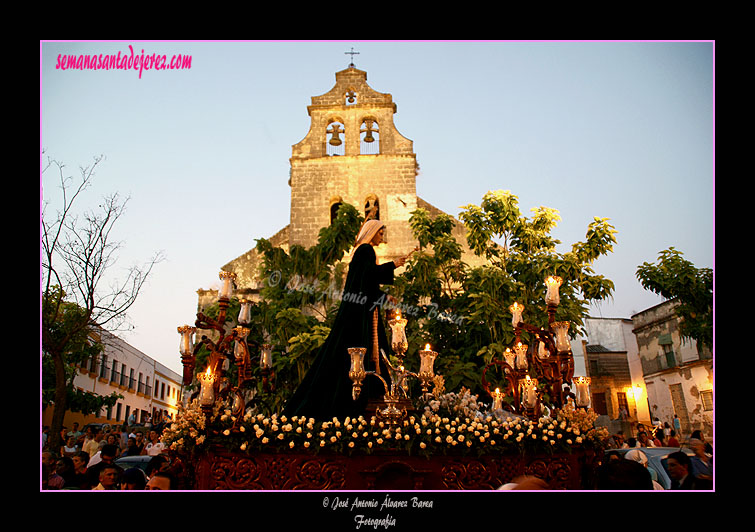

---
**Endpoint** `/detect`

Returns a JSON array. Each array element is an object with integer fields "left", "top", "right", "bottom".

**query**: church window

[
  {"left": 330, "top": 196, "right": 344, "bottom": 224},
  {"left": 364, "top": 194, "right": 380, "bottom": 221},
  {"left": 326, "top": 119, "right": 345, "bottom": 156},
  {"left": 360, "top": 118, "right": 379, "bottom": 155}
]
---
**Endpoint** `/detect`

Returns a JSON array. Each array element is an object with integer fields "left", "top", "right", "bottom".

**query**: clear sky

[{"left": 40, "top": 40, "right": 714, "bottom": 375}]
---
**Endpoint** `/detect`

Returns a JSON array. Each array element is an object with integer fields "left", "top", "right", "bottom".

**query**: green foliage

[
  {"left": 256, "top": 203, "right": 362, "bottom": 321},
  {"left": 392, "top": 190, "right": 617, "bottom": 400},
  {"left": 239, "top": 190, "right": 617, "bottom": 410},
  {"left": 636, "top": 247, "right": 713, "bottom": 351},
  {"left": 41, "top": 287, "right": 123, "bottom": 414}
]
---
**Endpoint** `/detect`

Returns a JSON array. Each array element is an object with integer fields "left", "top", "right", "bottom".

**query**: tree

[
  {"left": 636, "top": 247, "right": 713, "bottom": 352},
  {"left": 390, "top": 189, "right": 617, "bottom": 398},
  {"left": 41, "top": 154, "right": 164, "bottom": 452}
]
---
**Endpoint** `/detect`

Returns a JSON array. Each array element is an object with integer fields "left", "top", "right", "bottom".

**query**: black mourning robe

[{"left": 283, "top": 243, "right": 395, "bottom": 421}]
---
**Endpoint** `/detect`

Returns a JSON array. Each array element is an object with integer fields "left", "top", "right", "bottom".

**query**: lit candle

[
  {"left": 509, "top": 302, "right": 524, "bottom": 328},
  {"left": 503, "top": 348, "right": 516, "bottom": 369},
  {"left": 260, "top": 344, "right": 273, "bottom": 370},
  {"left": 513, "top": 342, "right": 528, "bottom": 370},
  {"left": 493, "top": 387, "right": 503, "bottom": 410},
  {"left": 419, "top": 344, "right": 438, "bottom": 376},
  {"left": 509, "top": 302, "right": 525, "bottom": 328},
  {"left": 389, "top": 313, "right": 408, "bottom": 353},
  {"left": 198, "top": 366, "right": 216, "bottom": 406},
  {"left": 545, "top": 276, "right": 563, "bottom": 306},
  {"left": 574, "top": 376, "right": 591, "bottom": 407},
  {"left": 522, "top": 376, "right": 538, "bottom": 408}
]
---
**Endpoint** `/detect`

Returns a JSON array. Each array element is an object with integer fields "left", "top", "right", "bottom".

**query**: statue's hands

[{"left": 394, "top": 247, "right": 419, "bottom": 268}]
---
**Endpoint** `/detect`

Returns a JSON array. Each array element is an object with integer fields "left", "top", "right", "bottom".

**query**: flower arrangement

[
  {"left": 161, "top": 399, "right": 215, "bottom": 455},
  {"left": 163, "top": 400, "right": 609, "bottom": 458}
]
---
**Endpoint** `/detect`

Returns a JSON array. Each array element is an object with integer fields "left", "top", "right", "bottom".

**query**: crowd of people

[
  {"left": 41, "top": 420, "right": 181, "bottom": 490},
  {"left": 497, "top": 421, "right": 714, "bottom": 491},
  {"left": 599, "top": 422, "right": 713, "bottom": 490}
]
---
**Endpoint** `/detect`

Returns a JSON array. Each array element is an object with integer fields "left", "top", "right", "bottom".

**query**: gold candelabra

[
  {"left": 481, "top": 275, "right": 589, "bottom": 418},
  {"left": 349, "top": 312, "right": 440, "bottom": 425},
  {"left": 178, "top": 272, "right": 274, "bottom": 427}
]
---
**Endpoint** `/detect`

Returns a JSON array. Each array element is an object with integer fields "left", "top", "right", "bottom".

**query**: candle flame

[{"left": 425, "top": 343, "right": 431, "bottom": 351}]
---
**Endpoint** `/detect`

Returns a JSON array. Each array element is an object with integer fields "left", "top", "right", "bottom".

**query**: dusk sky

[{"left": 40, "top": 41, "right": 714, "bottom": 374}]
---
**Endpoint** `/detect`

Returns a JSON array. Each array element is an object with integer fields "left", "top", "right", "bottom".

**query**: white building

[
  {"left": 570, "top": 317, "right": 650, "bottom": 424},
  {"left": 56, "top": 329, "right": 184, "bottom": 429},
  {"left": 631, "top": 300, "right": 713, "bottom": 439}
]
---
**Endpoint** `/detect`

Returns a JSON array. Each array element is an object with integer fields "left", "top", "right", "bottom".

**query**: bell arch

[
  {"left": 326, "top": 118, "right": 345, "bottom": 156},
  {"left": 360, "top": 117, "right": 380, "bottom": 155}
]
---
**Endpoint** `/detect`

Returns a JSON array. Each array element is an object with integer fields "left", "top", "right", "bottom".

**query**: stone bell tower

[{"left": 288, "top": 63, "right": 419, "bottom": 264}]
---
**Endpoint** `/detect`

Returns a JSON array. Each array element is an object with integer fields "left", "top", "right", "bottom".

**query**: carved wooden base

[{"left": 193, "top": 447, "right": 599, "bottom": 490}]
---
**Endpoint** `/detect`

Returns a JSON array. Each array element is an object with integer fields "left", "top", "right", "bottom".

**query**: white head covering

[
  {"left": 351, "top": 219, "right": 385, "bottom": 256},
  {"left": 624, "top": 449, "right": 648, "bottom": 465}
]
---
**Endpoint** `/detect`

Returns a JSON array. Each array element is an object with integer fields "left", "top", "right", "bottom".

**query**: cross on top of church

[{"left": 345, "top": 47, "right": 360, "bottom": 67}]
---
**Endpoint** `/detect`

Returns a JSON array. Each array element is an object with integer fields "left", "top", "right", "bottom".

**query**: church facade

[{"left": 201, "top": 64, "right": 481, "bottom": 308}]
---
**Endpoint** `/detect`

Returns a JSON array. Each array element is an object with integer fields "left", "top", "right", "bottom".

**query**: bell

[
  {"left": 329, "top": 135, "right": 342, "bottom": 146},
  {"left": 363, "top": 131, "right": 374, "bottom": 143}
]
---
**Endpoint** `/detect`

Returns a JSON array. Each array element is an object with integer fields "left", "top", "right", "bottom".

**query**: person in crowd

[
  {"left": 85, "top": 444, "right": 123, "bottom": 488},
  {"left": 496, "top": 475, "right": 550, "bottom": 490},
  {"left": 69, "top": 451, "right": 91, "bottom": 489},
  {"left": 690, "top": 430, "right": 713, "bottom": 454},
  {"left": 637, "top": 431, "right": 655, "bottom": 448},
  {"left": 43, "top": 452, "right": 66, "bottom": 490},
  {"left": 54, "top": 456, "right": 78, "bottom": 489},
  {"left": 146, "top": 471, "right": 174, "bottom": 490},
  {"left": 667, "top": 451, "right": 712, "bottom": 490},
  {"left": 61, "top": 435, "right": 79, "bottom": 458},
  {"left": 133, "top": 431, "right": 146, "bottom": 454},
  {"left": 689, "top": 438, "right": 713, "bottom": 482},
  {"left": 143, "top": 430, "right": 166, "bottom": 456},
  {"left": 624, "top": 449, "right": 664, "bottom": 490},
  {"left": 66, "top": 422, "right": 83, "bottom": 441},
  {"left": 145, "top": 454, "right": 171, "bottom": 479},
  {"left": 667, "top": 429, "right": 680, "bottom": 447},
  {"left": 594, "top": 458, "right": 653, "bottom": 490},
  {"left": 117, "top": 423, "right": 130, "bottom": 450},
  {"left": 121, "top": 467, "right": 148, "bottom": 490},
  {"left": 104, "top": 433, "right": 122, "bottom": 457},
  {"left": 83, "top": 427, "right": 103, "bottom": 458},
  {"left": 626, "top": 437, "right": 638, "bottom": 448},
  {"left": 122, "top": 436, "right": 141, "bottom": 456},
  {"left": 92, "top": 464, "right": 121, "bottom": 490}
]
